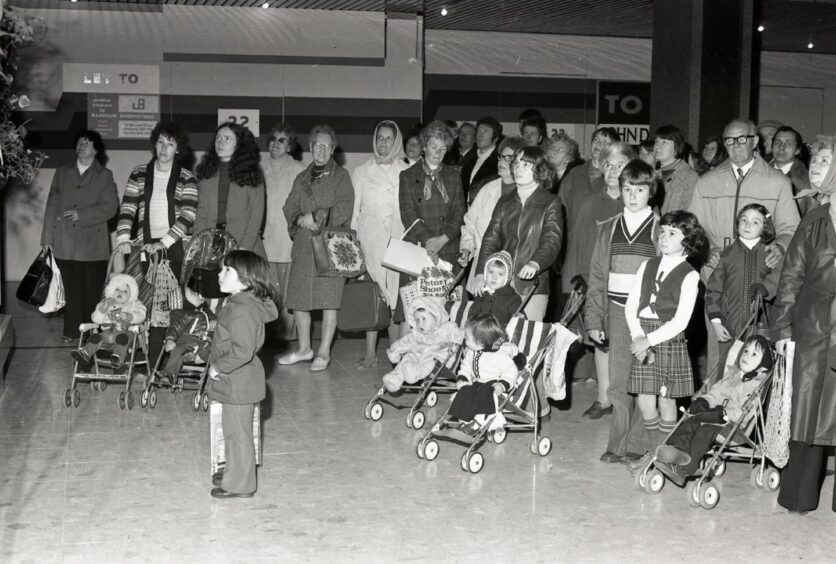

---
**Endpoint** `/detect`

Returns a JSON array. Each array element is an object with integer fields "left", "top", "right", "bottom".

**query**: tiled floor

[{"left": 1, "top": 294, "right": 835, "bottom": 563}]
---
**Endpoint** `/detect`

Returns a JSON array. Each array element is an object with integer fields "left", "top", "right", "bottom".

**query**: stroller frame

[{"left": 140, "top": 343, "right": 211, "bottom": 412}]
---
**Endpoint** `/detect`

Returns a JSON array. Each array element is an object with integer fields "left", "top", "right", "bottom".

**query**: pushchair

[
  {"left": 634, "top": 294, "right": 787, "bottom": 509},
  {"left": 415, "top": 276, "right": 586, "bottom": 473},
  {"left": 63, "top": 250, "right": 150, "bottom": 411}
]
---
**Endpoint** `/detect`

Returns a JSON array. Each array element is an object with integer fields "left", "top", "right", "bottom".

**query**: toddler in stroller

[
  {"left": 71, "top": 273, "right": 147, "bottom": 368},
  {"left": 158, "top": 287, "right": 218, "bottom": 386},
  {"left": 383, "top": 295, "right": 464, "bottom": 393},
  {"left": 652, "top": 334, "right": 774, "bottom": 485}
]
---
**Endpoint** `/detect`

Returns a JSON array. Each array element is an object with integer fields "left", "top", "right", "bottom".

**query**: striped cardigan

[{"left": 116, "top": 161, "right": 198, "bottom": 249}]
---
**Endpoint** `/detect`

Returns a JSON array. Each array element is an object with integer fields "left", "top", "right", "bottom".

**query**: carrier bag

[
  {"left": 382, "top": 219, "right": 434, "bottom": 277},
  {"left": 38, "top": 252, "right": 65, "bottom": 313},
  {"left": 16, "top": 248, "right": 53, "bottom": 306},
  {"left": 764, "top": 341, "right": 794, "bottom": 468},
  {"left": 337, "top": 276, "right": 390, "bottom": 332},
  {"left": 311, "top": 229, "right": 366, "bottom": 278}
]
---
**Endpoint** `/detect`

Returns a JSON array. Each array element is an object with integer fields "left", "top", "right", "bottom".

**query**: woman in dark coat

[
  {"left": 394, "top": 120, "right": 465, "bottom": 337},
  {"left": 774, "top": 155, "right": 836, "bottom": 513},
  {"left": 41, "top": 129, "right": 118, "bottom": 341},
  {"left": 279, "top": 125, "right": 354, "bottom": 372}
]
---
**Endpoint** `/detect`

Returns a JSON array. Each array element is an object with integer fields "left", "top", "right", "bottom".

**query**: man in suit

[
  {"left": 770, "top": 126, "right": 815, "bottom": 215},
  {"left": 444, "top": 122, "right": 475, "bottom": 166},
  {"left": 461, "top": 116, "right": 501, "bottom": 200}
]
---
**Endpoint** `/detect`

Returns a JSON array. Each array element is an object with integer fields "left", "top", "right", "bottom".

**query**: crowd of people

[{"left": 39, "top": 111, "right": 835, "bottom": 509}]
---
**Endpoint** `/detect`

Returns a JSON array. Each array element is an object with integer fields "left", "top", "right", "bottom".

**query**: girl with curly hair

[
  {"left": 625, "top": 210, "right": 709, "bottom": 452},
  {"left": 193, "top": 123, "right": 266, "bottom": 297}
]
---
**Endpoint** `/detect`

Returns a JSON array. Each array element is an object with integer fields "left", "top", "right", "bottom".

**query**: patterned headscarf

[
  {"left": 421, "top": 158, "right": 450, "bottom": 203},
  {"left": 795, "top": 135, "right": 836, "bottom": 204},
  {"left": 373, "top": 120, "right": 405, "bottom": 165}
]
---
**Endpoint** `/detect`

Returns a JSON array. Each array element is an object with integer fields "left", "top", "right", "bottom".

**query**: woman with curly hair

[
  {"left": 279, "top": 125, "right": 354, "bottom": 372},
  {"left": 193, "top": 122, "right": 266, "bottom": 297},
  {"left": 701, "top": 135, "right": 728, "bottom": 170}
]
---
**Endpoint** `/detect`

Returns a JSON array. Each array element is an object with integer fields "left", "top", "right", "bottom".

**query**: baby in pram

[
  {"left": 71, "top": 274, "right": 147, "bottom": 368},
  {"left": 158, "top": 287, "right": 218, "bottom": 385},
  {"left": 654, "top": 334, "right": 774, "bottom": 483},
  {"left": 382, "top": 295, "right": 464, "bottom": 393}
]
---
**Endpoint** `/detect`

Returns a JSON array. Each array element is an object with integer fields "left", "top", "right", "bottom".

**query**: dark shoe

[
  {"left": 582, "top": 401, "right": 613, "bottom": 420},
  {"left": 71, "top": 349, "right": 91, "bottom": 364},
  {"left": 210, "top": 487, "right": 254, "bottom": 499},
  {"left": 654, "top": 461, "right": 688, "bottom": 487},
  {"left": 620, "top": 452, "right": 645, "bottom": 464},
  {"left": 212, "top": 473, "right": 223, "bottom": 487},
  {"left": 600, "top": 451, "right": 622, "bottom": 463},
  {"left": 110, "top": 354, "right": 124, "bottom": 369},
  {"left": 625, "top": 452, "right": 653, "bottom": 471}
]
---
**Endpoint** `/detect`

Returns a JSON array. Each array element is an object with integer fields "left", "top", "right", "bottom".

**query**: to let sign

[{"left": 597, "top": 81, "right": 651, "bottom": 143}]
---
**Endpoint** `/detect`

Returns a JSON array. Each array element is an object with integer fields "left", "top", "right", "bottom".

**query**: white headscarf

[{"left": 373, "top": 120, "right": 405, "bottom": 165}]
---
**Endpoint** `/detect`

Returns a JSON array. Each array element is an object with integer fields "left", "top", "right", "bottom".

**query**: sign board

[
  {"left": 218, "top": 109, "right": 260, "bottom": 137},
  {"left": 87, "top": 94, "right": 160, "bottom": 140},
  {"left": 597, "top": 80, "right": 651, "bottom": 143},
  {"left": 64, "top": 63, "right": 160, "bottom": 94}
]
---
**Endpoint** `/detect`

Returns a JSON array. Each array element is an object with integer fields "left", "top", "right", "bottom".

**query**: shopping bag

[
  {"left": 337, "top": 277, "right": 391, "bottom": 332},
  {"left": 764, "top": 341, "right": 794, "bottom": 468},
  {"left": 382, "top": 219, "right": 434, "bottom": 277},
  {"left": 148, "top": 253, "right": 181, "bottom": 327},
  {"left": 16, "top": 248, "right": 53, "bottom": 306},
  {"left": 38, "top": 252, "right": 65, "bottom": 313},
  {"left": 310, "top": 229, "right": 366, "bottom": 278},
  {"left": 124, "top": 245, "right": 155, "bottom": 310}
]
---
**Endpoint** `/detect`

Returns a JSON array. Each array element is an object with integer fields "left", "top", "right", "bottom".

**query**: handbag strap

[{"left": 400, "top": 218, "right": 424, "bottom": 240}]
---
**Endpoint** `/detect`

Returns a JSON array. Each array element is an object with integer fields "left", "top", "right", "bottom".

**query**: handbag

[
  {"left": 337, "top": 276, "right": 391, "bottom": 332},
  {"left": 38, "top": 252, "right": 65, "bottom": 313},
  {"left": 16, "top": 248, "right": 53, "bottom": 306},
  {"left": 382, "top": 219, "right": 434, "bottom": 277},
  {"left": 310, "top": 229, "right": 366, "bottom": 278},
  {"left": 124, "top": 245, "right": 156, "bottom": 310},
  {"left": 764, "top": 341, "right": 794, "bottom": 468}
]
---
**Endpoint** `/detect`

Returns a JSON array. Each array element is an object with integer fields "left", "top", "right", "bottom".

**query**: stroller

[
  {"left": 415, "top": 276, "right": 586, "bottom": 473},
  {"left": 634, "top": 294, "right": 787, "bottom": 509},
  {"left": 63, "top": 250, "right": 150, "bottom": 411}
]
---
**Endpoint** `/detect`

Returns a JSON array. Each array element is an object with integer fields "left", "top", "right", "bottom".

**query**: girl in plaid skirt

[{"left": 625, "top": 211, "right": 709, "bottom": 447}]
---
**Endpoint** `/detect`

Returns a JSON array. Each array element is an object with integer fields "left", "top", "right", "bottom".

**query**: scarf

[
  {"left": 795, "top": 135, "right": 836, "bottom": 204},
  {"left": 421, "top": 158, "right": 449, "bottom": 203},
  {"left": 373, "top": 120, "right": 405, "bottom": 165}
]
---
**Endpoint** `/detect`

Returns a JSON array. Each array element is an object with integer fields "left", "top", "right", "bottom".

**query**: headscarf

[
  {"left": 373, "top": 120, "right": 405, "bottom": 165},
  {"left": 483, "top": 250, "right": 512, "bottom": 294},
  {"left": 795, "top": 135, "right": 836, "bottom": 204},
  {"left": 421, "top": 158, "right": 450, "bottom": 203}
]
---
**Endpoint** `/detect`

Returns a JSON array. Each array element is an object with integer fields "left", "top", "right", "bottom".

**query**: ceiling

[{"left": 20, "top": 0, "right": 836, "bottom": 54}]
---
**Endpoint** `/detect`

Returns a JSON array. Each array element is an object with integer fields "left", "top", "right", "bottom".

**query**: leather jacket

[{"left": 477, "top": 187, "right": 563, "bottom": 296}]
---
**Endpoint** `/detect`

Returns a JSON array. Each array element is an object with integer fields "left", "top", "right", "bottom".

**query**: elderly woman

[
  {"left": 41, "top": 129, "right": 118, "bottom": 342},
  {"left": 654, "top": 124, "right": 700, "bottom": 215},
  {"left": 475, "top": 146, "right": 562, "bottom": 321},
  {"left": 562, "top": 142, "right": 635, "bottom": 419},
  {"left": 546, "top": 132, "right": 579, "bottom": 192},
  {"left": 280, "top": 125, "right": 354, "bottom": 372},
  {"left": 394, "top": 120, "right": 466, "bottom": 333},
  {"left": 194, "top": 122, "right": 266, "bottom": 297},
  {"left": 701, "top": 135, "right": 728, "bottom": 170},
  {"left": 262, "top": 123, "right": 306, "bottom": 340},
  {"left": 459, "top": 136, "right": 525, "bottom": 294},
  {"left": 351, "top": 120, "right": 408, "bottom": 368},
  {"left": 793, "top": 135, "right": 835, "bottom": 211},
  {"left": 773, "top": 136, "right": 836, "bottom": 514}
]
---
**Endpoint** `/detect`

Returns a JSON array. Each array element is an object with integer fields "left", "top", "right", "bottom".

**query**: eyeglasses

[
  {"left": 497, "top": 154, "right": 514, "bottom": 163},
  {"left": 723, "top": 135, "right": 756, "bottom": 146},
  {"left": 312, "top": 142, "right": 332, "bottom": 151},
  {"left": 270, "top": 137, "right": 288, "bottom": 144}
]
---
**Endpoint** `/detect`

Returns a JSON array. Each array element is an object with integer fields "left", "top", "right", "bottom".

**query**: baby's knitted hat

[{"left": 484, "top": 250, "right": 513, "bottom": 288}]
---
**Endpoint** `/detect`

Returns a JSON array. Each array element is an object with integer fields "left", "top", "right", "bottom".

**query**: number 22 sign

[{"left": 217, "top": 109, "right": 260, "bottom": 137}]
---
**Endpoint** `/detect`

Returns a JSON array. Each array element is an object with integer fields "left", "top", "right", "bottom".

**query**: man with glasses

[
  {"left": 770, "top": 126, "right": 814, "bottom": 215},
  {"left": 688, "top": 118, "right": 799, "bottom": 374}
]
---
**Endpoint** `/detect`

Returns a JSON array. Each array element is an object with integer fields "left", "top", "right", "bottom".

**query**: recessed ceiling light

[
  {"left": 808, "top": 41, "right": 814, "bottom": 49},
  {"left": 262, "top": 1, "right": 269, "bottom": 7},
  {"left": 440, "top": 6, "right": 448, "bottom": 16},
  {"left": 757, "top": 25, "right": 764, "bottom": 32}
]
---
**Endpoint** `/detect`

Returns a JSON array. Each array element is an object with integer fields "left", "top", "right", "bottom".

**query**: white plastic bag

[{"left": 38, "top": 252, "right": 65, "bottom": 313}]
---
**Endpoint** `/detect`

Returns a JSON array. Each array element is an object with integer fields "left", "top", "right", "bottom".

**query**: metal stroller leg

[{"left": 363, "top": 385, "right": 387, "bottom": 421}]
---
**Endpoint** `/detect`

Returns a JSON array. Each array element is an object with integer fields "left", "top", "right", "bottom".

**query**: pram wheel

[
  {"left": 423, "top": 440, "right": 439, "bottom": 461},
  {"left": 72, "top": 389, "right": 80, "bottom": 408},
  {"left": 126, "top": 391, "right": 135, "bottom": 410},
  {"left": 201, "top": 393, "right": 210, "bottom": 412},
  {"left": 644, "top": 469, "right": 665, "bottom": 494},
  {"left": 699, "top": 483, "right": 720, "bottom": 509},
  {"left": 410, "top": 411, "right": 425, "bottom": 430},
  {"left": 762, "top": 467, "right": 781, "bottom": 492},
  {"left": 712, "top": 459, "right": 726, "bottom": 477},
  {"left": 99, "top": 381, "right": 107, "bottom": 392},
  {"left": 118, "top": 391, "right": 126, "bottom": 410},
  {"left": 149, "top": 390, "right": 157, "bottom": 409},
  {"left": 749, "top": 466, "right": 764, "bottom": 489},
  {"left": 369, "top": 402, "right": 383, "bottom": 422},
  {"left": 530, "top": 436, "right": 552, "bottom": 457},
  {"left": 426, "top": 391, "right": 438, "bottom": 408},
  {"left": 192, "top": 393, "right": 201, "bottom": 412},
  {"left": 64, "top": 389, "right": 72, "bottom": 407},
  {"left": 140, "top": 389, "right": 149, "bottom": 408},
  {"left": 491, "top": 428, "right": 507, "bottom": 444},
  {"left": 686, "top": 481, "right": 701, "bottom": 507},
  {"left": 465, "top": 452, "right": 484, "bottom": 474}
]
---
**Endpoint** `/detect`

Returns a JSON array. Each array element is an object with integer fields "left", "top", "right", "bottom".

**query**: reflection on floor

[{"left": 1, "top": 296, "right": 834, "bottom": 563}]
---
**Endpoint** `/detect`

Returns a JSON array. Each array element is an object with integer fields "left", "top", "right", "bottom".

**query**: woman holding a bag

[
  {"left": 280, "top": 125, "right": 354, "bottom": 372},
  {"left": 41, "top": 129, "right": 118, "bottom": 342},
  {"left": 116, "top": 121, "right": 198, "bottom": 362},
  {"left": 350, "top": 120, "right": 408, "bottom": 369},
  {"left": 773, "top": 138, "right": 836, "bottom": 515}
]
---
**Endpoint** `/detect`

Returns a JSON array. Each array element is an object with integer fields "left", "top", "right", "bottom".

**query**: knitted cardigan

[{"left": 116, "top": 161, "right": 198, "bottom": 249}]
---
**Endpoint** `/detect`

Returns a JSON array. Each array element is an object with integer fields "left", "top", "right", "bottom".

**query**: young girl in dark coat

[
  {"left": 705, "top": 203, "right": 779, "bottom": 374},
  {"left": 207, "top": 250, "right": 277, "bottom": 499},
  {"left": 625, "top": 211, "right": 709, "bottom": 451},
  {"left": 468, "top": 250, "right": 522, "bottom": 327}
]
